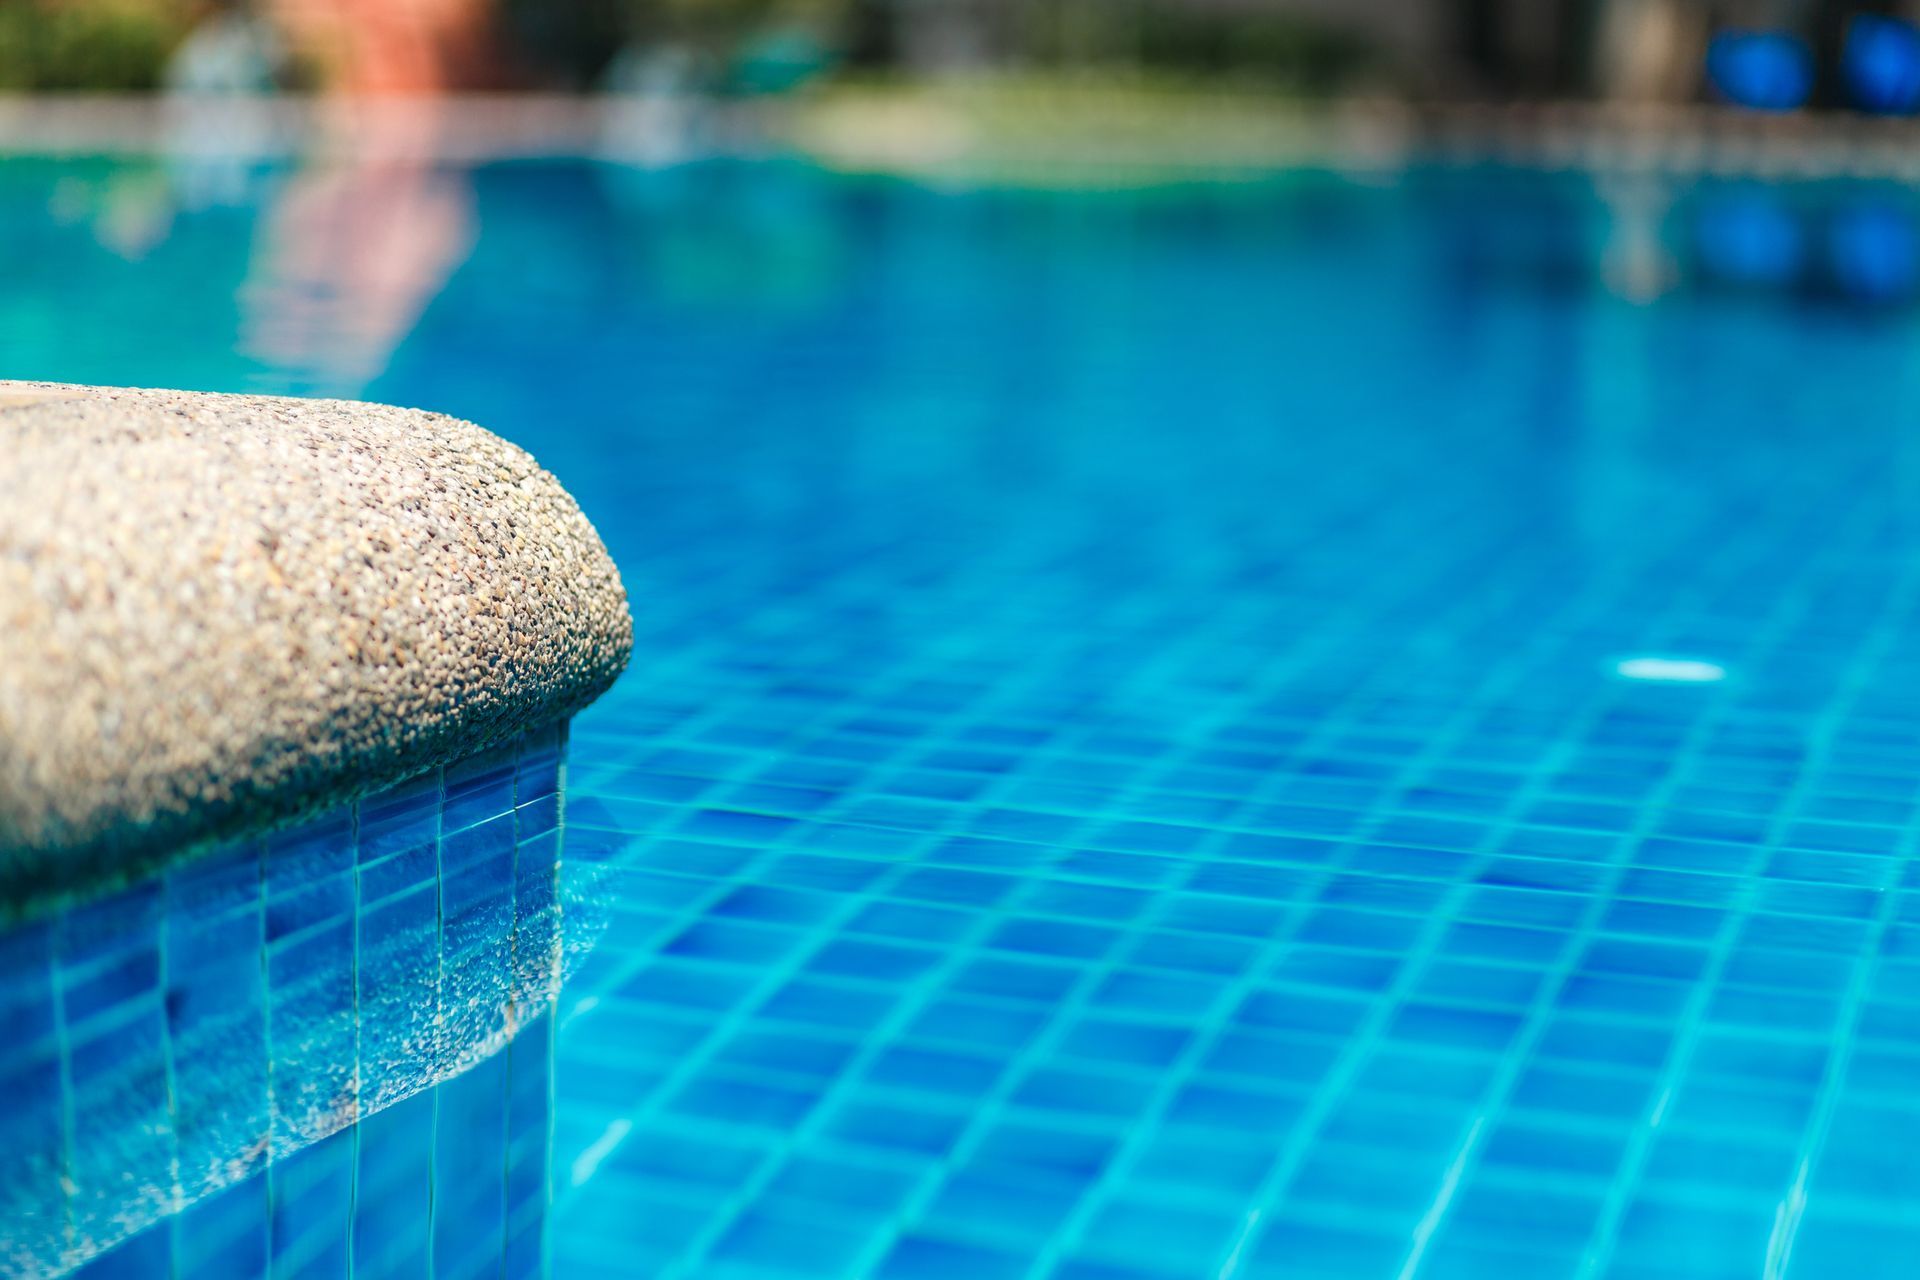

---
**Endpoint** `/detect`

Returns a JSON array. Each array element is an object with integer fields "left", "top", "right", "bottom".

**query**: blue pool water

[{"left": 11, "top": 153, "right": 1920, "bottom": 1278}]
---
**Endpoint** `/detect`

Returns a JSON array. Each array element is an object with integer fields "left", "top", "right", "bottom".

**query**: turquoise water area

[{"left": 10, "top": 155, "right": 1920, "bottom": 1277}]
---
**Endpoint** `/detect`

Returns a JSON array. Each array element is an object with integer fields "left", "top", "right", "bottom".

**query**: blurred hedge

[
  {"left": 496, "top": 0, "right": 1380, "bottom": 95},
  {"left": 0, "top": 1, "right": 191, "bottom": 92},
  {"left": 0, "top": 0, "right": 1381, "bottom": 97}
]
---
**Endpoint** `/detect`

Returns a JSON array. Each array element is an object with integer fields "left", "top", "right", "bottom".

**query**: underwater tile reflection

[{"left": 0, "top": 725, "right": 569, "bottom": 1280}]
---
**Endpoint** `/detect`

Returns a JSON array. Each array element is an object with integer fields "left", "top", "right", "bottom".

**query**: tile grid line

[
  {"left": 838, "top": 592, "right": 1448, "bottom": 1277},
  {"left": 1157, "top": 574, "right": 1681, "bottom": 1278},
  {"left": 547, "top": 638, "right": 1071, "bottom": 1246},
  {"left": 608, "top": 589, "right": 1351, "bottom": 1271},
  {"left": 881, "top": 539, "right": 1625, "bottom": 1272},
  {"left": 1382, "top": 612, "right": 1767, "bottom": 1275},
  {"left": 1003, "top": 569, "right": 1623, "bottom": 1278},
  {"left": 637, "top": 636, "right": 1212, "bottom": 1278}
]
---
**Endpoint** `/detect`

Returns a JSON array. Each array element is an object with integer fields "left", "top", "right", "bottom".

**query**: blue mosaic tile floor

[{"left": 12, "top": 157, "right": 1920, "bottom": 1277}]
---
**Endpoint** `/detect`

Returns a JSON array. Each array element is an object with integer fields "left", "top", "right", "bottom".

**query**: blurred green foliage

[
  {"left": 504, "top": 0, "right": 1380, "bottom": 96},
  {"left": 0, "top": 1, "right": 190, "bottom": 91},
  {"left": 0, "top": 0, "right": 1379, "bottom": 97},
  {"left": 501, "top": 0, "right": 845, "bottom": 88},
  {"left": 1105, "top": 5, "right": 1379, "bottom": 95}
]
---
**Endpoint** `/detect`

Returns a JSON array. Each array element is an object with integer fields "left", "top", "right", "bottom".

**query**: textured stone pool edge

[{"left": 0, "top": 382, "right": 633, "bottom": 918}]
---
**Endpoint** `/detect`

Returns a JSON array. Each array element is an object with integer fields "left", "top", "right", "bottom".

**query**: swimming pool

[{"left": 11, "top": 150, "right": 1920, "bottom": 1278}]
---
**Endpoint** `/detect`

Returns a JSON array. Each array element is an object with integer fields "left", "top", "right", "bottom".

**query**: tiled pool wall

[{"left": 0, "top": 722, "right": 569, "bottom": 1280}]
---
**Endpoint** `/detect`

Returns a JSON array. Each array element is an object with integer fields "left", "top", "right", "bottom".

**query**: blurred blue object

[
  {"left": 1829, "top": 201, "right": 1920, "bottom": 301},
  {"left": 1694, "top": 186, "right": 1805, "bottom": 286},
  {"left": 1706, "top": 29, "right": 1814, "bottom": 110},
  {"left": 1843, "top": 14, "right": 1920, "bottom": 114}
]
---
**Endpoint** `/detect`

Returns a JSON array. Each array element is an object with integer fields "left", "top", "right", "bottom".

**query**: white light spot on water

[
  {"left": 560, "top": 994, "right": 600, "bottom": 1029},
  {"left": 1216, "top": 1210, "right": 1263, "bottom": 1280},
  {"left": 1395, "top": 1115, "right": 1486, "bottom": 1280},
  {"left": 569, "top": 1118, "right": 632, "bottom": 1188},
  {"left": 1764, "top": 1158, "right": 1811, "bottom": 1280},
  {"left": 1614, "top": 657, "right": 1727, "bottom": 684}
]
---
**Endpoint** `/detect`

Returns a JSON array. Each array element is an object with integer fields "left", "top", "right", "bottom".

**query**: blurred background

[
  {"left": 1, "top": 0, "right": 1918, "bottom": 107},
  {"left": 4, "top": 2, "right": 1920, "bottom": 206},
  {"left": 9, "top": 0, "right": 1920, "bottom": 409},
  {"left": 7, "top": 2, "right": 1920, "bottom": 409}
]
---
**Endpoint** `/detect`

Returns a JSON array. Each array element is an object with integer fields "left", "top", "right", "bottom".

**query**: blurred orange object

[{"left": 265, "top": 0, "right": 507, "bottom": 93}]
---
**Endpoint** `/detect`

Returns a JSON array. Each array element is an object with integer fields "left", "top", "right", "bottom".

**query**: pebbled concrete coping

[{"left": 0, "top": 382, "right": 632, "bottom": 912}]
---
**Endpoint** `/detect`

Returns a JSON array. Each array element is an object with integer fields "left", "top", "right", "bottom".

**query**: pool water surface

[{"left": 11, "top": 154, "right": 1920, "bottom": 1278}]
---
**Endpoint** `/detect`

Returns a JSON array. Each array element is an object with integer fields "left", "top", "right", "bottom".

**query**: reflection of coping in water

[
  {"left": 239, "top": 122, "right": 477, "bottom": 396},
  {"left": 1598, "top": 174, "right": 1678, "bottom": 304},
  {"left": 2, "top": 723, "right": 587, "bottom": 1280}
]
